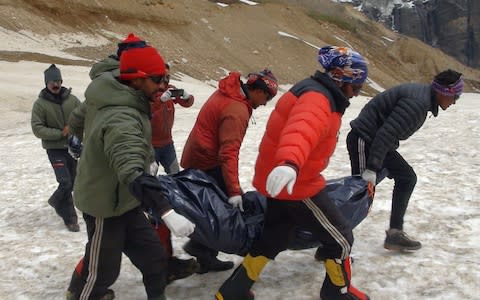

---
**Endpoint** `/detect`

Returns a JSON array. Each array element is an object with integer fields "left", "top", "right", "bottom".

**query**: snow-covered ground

[{"left": 0, "top": 57, "right": 479, "bottom": 300}]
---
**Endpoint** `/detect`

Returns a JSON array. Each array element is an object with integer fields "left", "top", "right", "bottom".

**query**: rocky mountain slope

[
  {"left": 0, "top": 0, "right": 479, "bottom": 94},
  {"left": 357, "top": 0, "right": 480, "bottom": 69}
]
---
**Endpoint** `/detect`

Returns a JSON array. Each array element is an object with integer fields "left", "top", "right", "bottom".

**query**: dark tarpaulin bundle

[
  {"left": 156, "top": 169, "right": 374, "bottom": 255},
  {"left": 288, "top": 170, "right": 387, "bottom": 250},
  {"left": 287, "top": 175, "right": 372, "bottom": 250},
  {"left": 156, "top": 169, "right": 266, "bottom": 256}
]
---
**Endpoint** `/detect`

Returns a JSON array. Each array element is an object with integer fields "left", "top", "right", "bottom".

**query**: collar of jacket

[
  {"left": 39, "top": 87, "right": 71, "bottom": 104},
  {"left": 84, "top": 71, "right": 151, "bottom": 115},
  {"left": 429, "top": 86, "right": 439, "bottom": 117},
  {"left": 240, "top": 82, "right": 250, "bottom": 99},
  {"left": 312, "top": 71, "right": 350, "bottom": 114},
  {"left": 239, "top": 83, "right": 254, "bottom": 114}
]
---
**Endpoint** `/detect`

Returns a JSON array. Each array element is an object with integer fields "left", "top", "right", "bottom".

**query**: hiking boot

[
  {"left": 215, "top": 290, "right": 255, "bottom": 300},
  {"left": 166, "top": 256, "right": 200, "bottom": 284},
  {"left": 384, "top": 228, "right": 422, "bottom": 251},
  {"left": 196, "top": 257, "right": 234, "bottom": 274},
  {"left": 48, "top": 196, "right": 63, "bottom": 217},
  {"left": 66, "top": 223, "right": 80, "bottom": 232},
  {"left": 320, "top": 258, "right": 369, "bottom": 300},
  {"left": 98, "top": 290, "right": 115, "bottom": 300},
  {"left": 216, "top": 265, "right": 255, "bottom": 300},
  {"left": 183, "top": 240, "right": 234, "bottom": 274},
  {"left": 66, "top": 289, "right": 115, "bottom": 300}
]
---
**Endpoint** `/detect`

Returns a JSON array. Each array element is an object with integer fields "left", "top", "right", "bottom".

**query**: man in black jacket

[{"left": 347, "top": 69, "right": 463, "bottom": 251}]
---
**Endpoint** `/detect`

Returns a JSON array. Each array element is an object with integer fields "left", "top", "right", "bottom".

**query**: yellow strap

[
  {"left": 242, "top": 254, "right": 269, "bottom": 281},
  {"left": 324, "top": 258, "right": 347, "bottom": 287},
  {"left": 214, "top": 291, "right": 224, "bottom": 300}
]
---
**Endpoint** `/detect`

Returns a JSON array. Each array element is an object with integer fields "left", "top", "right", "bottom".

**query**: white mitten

[
  {"left": 228, "top": 195, "right": 244, "bottom": 212},
  {"left": 361, "top": 169, "right": 377, "bottom": 185},
  {"left": 266, "top": 165, "right": 297, "bottom": 198},
  {"left": 161, "top": 209, "right": 195, "bottom": 237},
  {"left": 160, "top": 90, "right": 173, "bottom": 102},
  {"left": 149, "top": 162, "right": 159, "bottom": 176},
  {"left": 181, "top": 90, "right": 190, "bottom": 101}
]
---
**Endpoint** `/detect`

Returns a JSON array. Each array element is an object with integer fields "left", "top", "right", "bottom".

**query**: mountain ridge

[{"left": 1, "top": 0, "right": 479, "bottom": 94}]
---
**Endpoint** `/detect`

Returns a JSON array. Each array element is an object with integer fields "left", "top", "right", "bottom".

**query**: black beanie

[{"left": 44, "top": 64, "right": 62, "bottom": 85}]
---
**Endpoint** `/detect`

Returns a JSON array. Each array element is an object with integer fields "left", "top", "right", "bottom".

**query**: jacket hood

[
  {"left": 430, "top": 87, "right": 439, "bottom": 117},
  {"left": 85, "top": 72, "right": 150, "bottom": 114},
  {"left": 312, "top": 71, "right": 350, "bottom": 114},
  {"left": 218, "top": 72, "right": 248, "bottom": 102},
  {"left": 89, "top": 56, "right": 120, "bottom": 80}
]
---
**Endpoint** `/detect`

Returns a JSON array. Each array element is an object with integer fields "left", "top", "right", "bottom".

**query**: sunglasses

[
  {"left": 148, "top": 75, "right": 169, "bottom": 84},
  {"left": 351, "top": 84, "right": 363, "bottom": 94},
  {"left": 454, "top": 94, "right": 460, "bottom": 100}
]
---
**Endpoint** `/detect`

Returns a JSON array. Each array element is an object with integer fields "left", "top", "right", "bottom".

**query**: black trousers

[
  {"left": 46, "top": 149, "right": 77, "bottom": 224},
  {"left": 346, "top": 130, "right": 417, "bottom": 230},
  {"left": 69, "top": 207, "right": 167, "bottom": 299},
  {"left": 250, "top": 190, "right": 353, "bottom": 260}
]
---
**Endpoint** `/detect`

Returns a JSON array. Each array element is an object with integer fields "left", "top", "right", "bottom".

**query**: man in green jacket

[
  {"left": 67, "top": 33, "right": 200, "bottom": 287},
  {"left": 66, "top": 45, "right": 195, "bottom": 300},
  {"left": 31, "top": 64, "right": 81, "bottom": 232}
]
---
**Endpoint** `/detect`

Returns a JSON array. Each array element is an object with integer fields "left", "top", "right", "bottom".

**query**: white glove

[
  {"left": 361, "top": 169, "right": 377, "bottom": 185},
  {"left": 180, "top": 90, "right": 190, "bottom": 101},
  {"left": 228, "top": 195, "right": 244, "bottom": 212},
  {"left": 160, "top": 90, "right": 173, "bottom": 102},
  {"left": 161, "top": 209, "right": 195, "bottom": 237},
  {"left": 149, "top": 162, "right": 159, "bottom": 176},
  {"left": 266, "top": 165, "right": 297, "bottom": 198}
]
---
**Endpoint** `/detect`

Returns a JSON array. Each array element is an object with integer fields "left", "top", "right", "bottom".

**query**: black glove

[
  {"left": 67, "top": 135, "right": 83, "bottom": 159},
  {"left": 128, "top": 173, "right": 171, "bottom": 216}
]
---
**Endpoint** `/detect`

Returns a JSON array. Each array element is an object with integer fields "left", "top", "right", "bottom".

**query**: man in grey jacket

[
  {"left": 31, "top": 64, "right": 81, "bottom": 232},
  {"left": 347, "top": 69, "right": 463, "bottom": 251}
]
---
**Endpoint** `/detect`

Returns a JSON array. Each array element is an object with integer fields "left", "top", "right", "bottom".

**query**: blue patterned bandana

[{"left": 318, "top": 46, "right": 368, "bottom": 84}]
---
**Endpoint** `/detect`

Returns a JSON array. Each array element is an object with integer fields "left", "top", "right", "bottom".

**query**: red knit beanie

[
  {"left": 119, "top": 46, "right": 166, "bottom": 80},
  {"left": 117, "top": 33, "right": 147, "bottom": 58},
  {"left": 122, "top": 33, "right": 143, "bottom": 44}
]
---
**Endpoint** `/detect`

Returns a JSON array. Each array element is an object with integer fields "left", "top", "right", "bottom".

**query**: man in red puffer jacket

[
  {"left": 216, "top": 46, "right": 370, "bottom": 300},
  {"left": 181, "top": 69, "right": 278, "bottom": 274}
]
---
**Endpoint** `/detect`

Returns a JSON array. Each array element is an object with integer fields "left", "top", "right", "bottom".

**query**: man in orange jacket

[
  {"left": 181, "top": 69, "right": 278, "bottom": 274},
  {"left": 216, "top": 46, "right": 370, "bottom": 300}
]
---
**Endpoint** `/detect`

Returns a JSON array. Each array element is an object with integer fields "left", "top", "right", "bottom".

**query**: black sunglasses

[
  {"left": 148, "top": 75, "right": 169, "bottom": 84},
  {"left": 351, "top": 84, "right": 363, "bottom": 94}
]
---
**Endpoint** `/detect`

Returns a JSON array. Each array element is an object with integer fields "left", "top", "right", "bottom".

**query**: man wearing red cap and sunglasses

[
  {"left": 68, "top": 33, "right": 148, "bottom": 141},
  {"left": 67, "top": 33, "right": 200, "bottom": 291},
  {"left": 66, "top": 45, "right": 195, "bottom": 300},
  {"left": 180, "top": 69, "right": 278, "bottom": 274}
]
